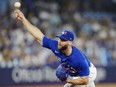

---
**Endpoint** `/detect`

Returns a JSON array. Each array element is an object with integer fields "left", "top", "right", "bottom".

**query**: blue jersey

[{"left": 42, "top": 36, "right": 91, "bottom": 76}]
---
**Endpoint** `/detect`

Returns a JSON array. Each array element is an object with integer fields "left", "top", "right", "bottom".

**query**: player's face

[{"left": 58, "top": 38, "right": 69, "bottom": 50}]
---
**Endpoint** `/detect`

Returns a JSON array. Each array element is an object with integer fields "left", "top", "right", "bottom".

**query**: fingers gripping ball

[{"left": 56, "top": 63, "right": 69, "bottom": 82}]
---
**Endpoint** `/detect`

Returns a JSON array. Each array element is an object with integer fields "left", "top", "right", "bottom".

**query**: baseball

[{"left": 14, "top": 2, "right": 21, "bottom": 8}]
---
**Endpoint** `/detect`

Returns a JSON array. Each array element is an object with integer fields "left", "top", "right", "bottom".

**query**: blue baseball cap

[{"left": 57, "top": 30, "right": 74, "bottom": 41}]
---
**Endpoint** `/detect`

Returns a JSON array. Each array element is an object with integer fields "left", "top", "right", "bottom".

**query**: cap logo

[{"left": 62, "top": 31, "right": 67, "bottom": 35}]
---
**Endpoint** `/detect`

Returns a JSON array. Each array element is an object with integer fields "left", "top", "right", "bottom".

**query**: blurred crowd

[{"left": 0, "top": 0, "right": 116, "bottom": 68}]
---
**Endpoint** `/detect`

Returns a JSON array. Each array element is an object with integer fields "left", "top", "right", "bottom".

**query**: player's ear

[{"left": 68, "top": 41, "right": 72, "bottom": 46}]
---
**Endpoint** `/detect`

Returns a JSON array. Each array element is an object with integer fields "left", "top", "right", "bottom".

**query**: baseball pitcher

[{"left": 15, "top": 9, "right": 97, "bottom": 87}]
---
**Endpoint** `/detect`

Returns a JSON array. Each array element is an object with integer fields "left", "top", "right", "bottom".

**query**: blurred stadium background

[{"left": 0, "top": 0, "right": 116, "bottom": 87}]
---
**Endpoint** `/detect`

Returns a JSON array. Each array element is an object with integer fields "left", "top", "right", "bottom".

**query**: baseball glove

[{"left": 55, "top": 63, "right": 69, "bottom": 82}]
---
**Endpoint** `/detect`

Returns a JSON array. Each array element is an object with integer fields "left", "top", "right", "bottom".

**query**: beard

[{"left": 58, "top": 45, "right": 68, "bottom": 51}]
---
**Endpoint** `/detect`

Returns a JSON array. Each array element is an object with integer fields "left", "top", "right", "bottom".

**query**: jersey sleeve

[{"left": 42, "top": 36, "right": 57, "bottom": 50}]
